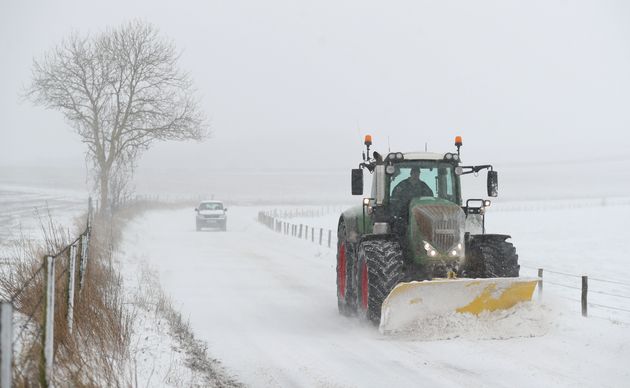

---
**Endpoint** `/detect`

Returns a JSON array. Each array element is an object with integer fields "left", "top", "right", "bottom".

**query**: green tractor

[{"left": 336, "top": 135, "right": 537, "bottom": 332}]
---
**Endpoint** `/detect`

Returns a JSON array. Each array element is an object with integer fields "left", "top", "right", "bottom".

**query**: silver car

[{"left": 195, "top": 201, "right": 227, "bottom": 231}]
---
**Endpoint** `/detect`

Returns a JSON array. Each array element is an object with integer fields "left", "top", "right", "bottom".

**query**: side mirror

[
  {"left": 351, "top": 169, "right": 363, "bottom": 195},
  {"left": 224, "top": 208, "right": 228, "bottom": 212},
  {"left": 194, "top": 208, "right": 199, "bottom": 212},
  {"left": 487, "top": 170, "right": 498, "bottom": 197}
]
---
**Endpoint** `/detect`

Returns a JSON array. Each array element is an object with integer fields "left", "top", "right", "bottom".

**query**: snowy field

[
  {"left": 119, "top": 204, "right": 630, "bottom": 388},
  {"left": 3, "top": 172, "right": 629, "bottom": 387},
  {"left": 0, "top": 184, "right": 88, "bottom": 257}
]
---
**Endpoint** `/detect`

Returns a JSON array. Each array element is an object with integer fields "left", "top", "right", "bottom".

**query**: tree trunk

[{"left": 99, "top": 168, "right": 109, "bottom": 216}]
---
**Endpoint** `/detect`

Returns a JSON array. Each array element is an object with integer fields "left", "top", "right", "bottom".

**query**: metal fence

[
  {"left": 0, "top": 198, "right": 93, "bottom": 388},
  {"left": 257, "top": 209, "right": 337, "bottom": 249},
  {"left": 526, "top": 266, "right": 630, "bottom": 323}
]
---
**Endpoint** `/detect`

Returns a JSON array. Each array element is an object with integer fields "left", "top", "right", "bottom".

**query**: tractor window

[{"left": 388, "top": 162, "right": 458, "bottom": 203}]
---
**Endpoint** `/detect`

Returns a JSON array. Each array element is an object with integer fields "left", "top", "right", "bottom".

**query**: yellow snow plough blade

[{"left": 379, "top": 277, "right": 540, "bottom": 333}]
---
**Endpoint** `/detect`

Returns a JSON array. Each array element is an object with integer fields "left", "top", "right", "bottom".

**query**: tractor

[{"left": 336, "top": 135, "right": 538, "bottom": 332}]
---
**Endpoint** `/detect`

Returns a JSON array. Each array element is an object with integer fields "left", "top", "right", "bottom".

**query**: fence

[
  {"left": 0, "top": 198, "right": 93, "bottom": 388},
  {"left": 525, "top": 266, "right": 630, "bottom": 323},
  {"left": 257, "top": 208, "right": 339, "bottom": 249},
  {"left": 257, "top": 207, "right": 630, "bottom": 324},
  {"left": 489, "top": 196, "right": 630, "bottom": 213}
]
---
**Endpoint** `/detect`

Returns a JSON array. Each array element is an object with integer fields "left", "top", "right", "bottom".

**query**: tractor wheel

[
  {"left": 463, "top": 235, "right": 520, "bottom": 278},
  {"left": 356, "top": 239, "right": 404, "bottom": 325},
  {"left": 336, "top": 221, "right": 357, "bottom": 316}
]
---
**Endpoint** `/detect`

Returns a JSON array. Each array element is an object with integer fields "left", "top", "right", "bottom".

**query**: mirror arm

[
  {"left": 360, "top": 161, "right": 376, "bottom": 173},
  {"left": 458, "top": 164, "right": 493, "bottom": 175}
]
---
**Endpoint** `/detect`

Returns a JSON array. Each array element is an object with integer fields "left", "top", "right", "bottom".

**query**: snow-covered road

[{"left": 120, "top": 206, "right": 630, "bottom": 388}]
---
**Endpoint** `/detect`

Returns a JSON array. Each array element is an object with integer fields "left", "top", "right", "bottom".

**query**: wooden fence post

[
  {"left": 328, "top": 230, "right": 332, "bottom": 248},
  {"left": 582, "top": 276, "right": 588, "bottom": 317},
  {"left": 0, "top": 302, "right": 12, "bottom": 388},
  {"left": 311, "top": 227, "right": 315, "bottom": 242},
  {"left": 537, "top": 268, "right": 543, "bottom": 298},
  {"left": 319, "top": 228, "right": 323, "bottom": 245},
  {"left": 299, "top": 225, "right": 303, "bottom": 238},
  {"left": 44, "top": 256, "right": 55, "bottom": 387}
]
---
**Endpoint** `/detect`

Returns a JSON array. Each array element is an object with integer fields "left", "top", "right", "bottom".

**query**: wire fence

[
  {"left": 491, "top": 196, "right": 630, "bottom": 213},
  {"left": 0, "top": 197, "right": 93, "bottom": 388},
  {"left": 257, "top": 208, "right": 343, "bottom": 250},
  {"left": 521, "top": 264, "right": 630, "bottom": 323},
  {"left": 258, "top": 207, "right": 630, "bottom": 324}
]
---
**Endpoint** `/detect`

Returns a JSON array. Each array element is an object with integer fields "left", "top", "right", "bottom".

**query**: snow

[
  {"left": 119, "top": 204, "right": 630, "bottom": 388},
  {"left": 0, "top": 184, "right": 87, "bottom": 243}
]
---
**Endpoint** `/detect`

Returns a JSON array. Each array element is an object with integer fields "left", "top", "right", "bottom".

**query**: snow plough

[{"left": 337, "top": 135, "right": 539, "bottom": 333}]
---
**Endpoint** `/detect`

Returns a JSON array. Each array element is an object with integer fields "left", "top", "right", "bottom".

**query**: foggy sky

[{"left": 1, "top": 0, "right": 630, "bottom": 174}]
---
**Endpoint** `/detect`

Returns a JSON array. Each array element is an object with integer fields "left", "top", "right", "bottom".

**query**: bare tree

[{"left": 26, "top": 21, "right": 208, "bottom": 212}]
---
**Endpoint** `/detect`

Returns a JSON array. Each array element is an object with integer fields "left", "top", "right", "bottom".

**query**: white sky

[{"left": 1, "top": 0, "right": 630, "bottom": 172}]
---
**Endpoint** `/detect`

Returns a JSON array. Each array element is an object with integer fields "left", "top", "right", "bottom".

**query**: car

[{"left": 195, "top": 200, "right": 228, "bottom": 231}]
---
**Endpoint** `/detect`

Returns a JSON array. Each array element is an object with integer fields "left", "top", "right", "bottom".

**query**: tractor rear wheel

[
  {"left": 463, "top": 235, "right": 520, "bottom": 278},
  {"left": 336, "top": 221, "right": 357, "bottom": 315},
  {"left": 356, "top": 239, "right": 404, "bottom": 324}
]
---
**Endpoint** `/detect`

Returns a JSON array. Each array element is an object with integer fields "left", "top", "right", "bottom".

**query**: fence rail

[{"left": 0, "top": 198, "right": 93, "bottom": 388}]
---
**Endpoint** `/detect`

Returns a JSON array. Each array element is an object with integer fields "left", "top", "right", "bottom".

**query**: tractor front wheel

[
  {"left": 356, "top": 239, "right": 404, "bottom": 325},
  {"left": 463, "top": 235, "right": 520, "bottom": 278}
]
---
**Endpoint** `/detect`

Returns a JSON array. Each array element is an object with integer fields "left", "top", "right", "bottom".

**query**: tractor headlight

[
  {"left": 423, "top": 241, "right": 438, "bottom": 257},
  {"left": 396, "top": 152, "right": 404, "bottom": 160},
  {"left": 445, "top": 153, "right": 453, "bottom": 160},
  {"left": 453, "top": 154, "right": 460, "bottom": 162},
  {"left": 449, "top": 243, "right": 464, "bottom": 257}
]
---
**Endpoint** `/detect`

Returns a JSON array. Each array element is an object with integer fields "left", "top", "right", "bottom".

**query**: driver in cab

[
  {"left": 390, "top": 166, "right": 433, "bottom": 233},
  {"left": 391, "top": 166, "right": 433, "bottom": 202}
]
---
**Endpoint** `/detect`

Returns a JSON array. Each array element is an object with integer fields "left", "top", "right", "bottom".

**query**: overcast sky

[{"left": 1, "top": 0, "right": 629, "bottom": 174}]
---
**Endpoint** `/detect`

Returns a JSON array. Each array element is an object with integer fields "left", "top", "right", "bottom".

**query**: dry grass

[
  {"left": 1, "top": 199, "right": 241, "bottom": 387},
  {"left": 1, "top": 209, "right": 135, "bottom": 386}
]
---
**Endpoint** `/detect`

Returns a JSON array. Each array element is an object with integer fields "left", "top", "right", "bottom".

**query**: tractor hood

[{"left": 408, "top": 198, "right": 466, "bottom": 271}]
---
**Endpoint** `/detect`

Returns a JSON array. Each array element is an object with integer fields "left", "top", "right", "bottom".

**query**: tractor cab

[
  {"left": 374, "top": 153, "right": 463, "bottom": 207},
  {"left": 349, "top": 136, "right": 500, "bottom": 271}
]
